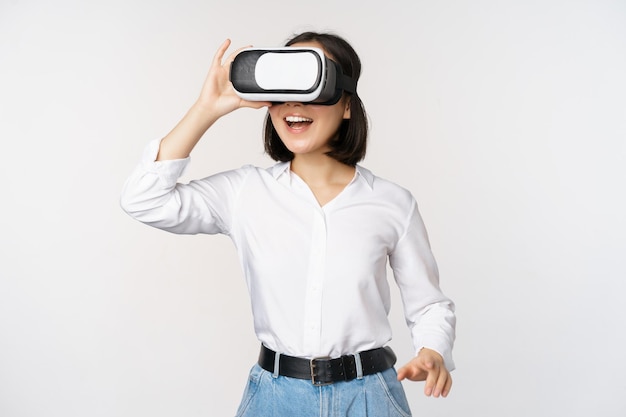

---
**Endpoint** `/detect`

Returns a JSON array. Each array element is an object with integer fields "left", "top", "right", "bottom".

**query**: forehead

[{"left": 289, "top": 41, "right": 334, "bottom": 60}]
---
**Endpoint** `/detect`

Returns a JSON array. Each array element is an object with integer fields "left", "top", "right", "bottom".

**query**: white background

[{"left": 1, "top": 0, "right": 625, "bottom": 416}]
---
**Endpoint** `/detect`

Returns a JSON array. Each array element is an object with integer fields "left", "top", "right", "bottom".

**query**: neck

[{"left": 290, "top": 154, "right": 355, "bottom": 187}]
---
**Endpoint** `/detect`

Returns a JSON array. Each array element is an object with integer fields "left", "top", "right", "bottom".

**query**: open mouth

[{"left": 285, "top": 116, "right": 313, "bottom": 129}]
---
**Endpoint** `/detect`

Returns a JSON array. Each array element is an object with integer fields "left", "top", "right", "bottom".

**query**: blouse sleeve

[
  {"left": 119, "top": 138, "right": 248, "bottom": 236},
  {"left": 389, "top": 199, "right": 456, "bottom": 371}
]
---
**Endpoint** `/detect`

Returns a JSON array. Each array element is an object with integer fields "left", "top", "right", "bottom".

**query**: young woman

[{"left": 121, "top": 31, "right": 456, "bottom": 417}]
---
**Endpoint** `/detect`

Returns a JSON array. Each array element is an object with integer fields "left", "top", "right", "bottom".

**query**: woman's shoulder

[
  {"left": 192, "top": 162, "right": 289, "bottom": 192},
  {"left": 201, "top": 162, "right": 284, "bottom": 179},
  {"left": 356, "top": 165, "right": 415, "bottom": 202}
]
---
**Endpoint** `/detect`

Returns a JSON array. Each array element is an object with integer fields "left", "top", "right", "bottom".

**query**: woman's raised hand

[{"left": 195, "top": 39, "right": 271, "bottom": 119}]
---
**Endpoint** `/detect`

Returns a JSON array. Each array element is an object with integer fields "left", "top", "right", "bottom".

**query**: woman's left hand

[{"left": 396, "top": 348, "right": 452, "bottom": 398}]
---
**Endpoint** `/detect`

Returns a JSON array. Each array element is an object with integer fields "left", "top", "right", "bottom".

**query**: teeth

[{"left": 285, "top": 116, "right": 313, "bottom": 123}]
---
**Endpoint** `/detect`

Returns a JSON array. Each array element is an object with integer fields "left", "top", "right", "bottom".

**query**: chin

[{"left": 280, "top": 139, "right": 311, "bottom": 153}]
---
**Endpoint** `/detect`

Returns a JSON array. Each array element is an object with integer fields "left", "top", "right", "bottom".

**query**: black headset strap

[
  {"left": 337, "top": 74, "right": 357, "bottom": 94},
  {"left": 330, "top": 60, "right": 357, "bottom": 94}
]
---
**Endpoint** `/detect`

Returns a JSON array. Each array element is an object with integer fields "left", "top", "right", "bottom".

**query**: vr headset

[{"left": 230, "top": 47, "right": 357, "bottom": 105}]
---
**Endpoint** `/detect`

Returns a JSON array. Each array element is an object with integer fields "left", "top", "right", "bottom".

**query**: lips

[{"left": 285, "top": 115, "right": 313, "bottom": 130}]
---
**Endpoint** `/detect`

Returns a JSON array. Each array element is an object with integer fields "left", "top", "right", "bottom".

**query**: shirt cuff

[{"left": 140, "top": 138, "right": 190, "bottom": 187}]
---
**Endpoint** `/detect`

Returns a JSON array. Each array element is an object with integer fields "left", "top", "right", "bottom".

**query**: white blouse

[{"left": 121, "top": 139, "right": 456, "bottom": 371}]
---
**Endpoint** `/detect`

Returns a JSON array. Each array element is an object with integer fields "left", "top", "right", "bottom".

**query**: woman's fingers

[
  {"left": 442, "top": 373, "right": 453, "bottom": 398},
  {"left": 433, "top": 367, "right": 451, "bottom": 398},
  {"left": 212, "top": 38, "right": 232, "bottom": 67},
  {"left": 423, "top": 360, "right": 438, "bottom": 396}
]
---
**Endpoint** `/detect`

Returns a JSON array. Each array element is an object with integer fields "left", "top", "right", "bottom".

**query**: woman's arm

[
  {"left": 389, "top": 199, "right": 456, "bottom": 397},
  {"left": 120, "top": 39, "right": 269, "bottom": 234},
  {"left": 156, "top": 39, "right": 271, "bottom": 161}
]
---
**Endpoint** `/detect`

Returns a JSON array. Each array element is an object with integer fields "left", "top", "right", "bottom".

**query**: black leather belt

[{"left": 258, "top": 345, "right": 397, "bottom": 386}]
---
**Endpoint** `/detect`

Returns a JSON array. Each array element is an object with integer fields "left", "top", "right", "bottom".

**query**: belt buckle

[{"left": 310, "top": 357, "right": 333, "bottom": 386}]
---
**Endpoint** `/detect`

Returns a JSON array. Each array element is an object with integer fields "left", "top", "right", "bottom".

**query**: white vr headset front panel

[
  {"left": 231, "top": 47, "right": 331, "bottom": 103},
  {"left": 255, "top": 50, "right": 323, "bottom": 92}
]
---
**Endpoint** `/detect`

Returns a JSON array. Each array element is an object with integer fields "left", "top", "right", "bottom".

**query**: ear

[{"left": 343, "top": 97, "right": 351, "bottom": 119}]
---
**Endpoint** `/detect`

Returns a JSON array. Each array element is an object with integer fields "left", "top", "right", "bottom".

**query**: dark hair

[{"left": 263, "top": 32, "right": 368, "bottom": 166}]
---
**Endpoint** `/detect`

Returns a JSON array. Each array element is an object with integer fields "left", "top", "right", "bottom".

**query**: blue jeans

[{"left": 235, "top": 364, "right": 412, "bottom": 417}]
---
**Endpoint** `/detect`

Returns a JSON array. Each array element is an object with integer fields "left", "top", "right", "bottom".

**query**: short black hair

[{"left": 263, "top": 32, "right": 368, "bottom": 167}]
